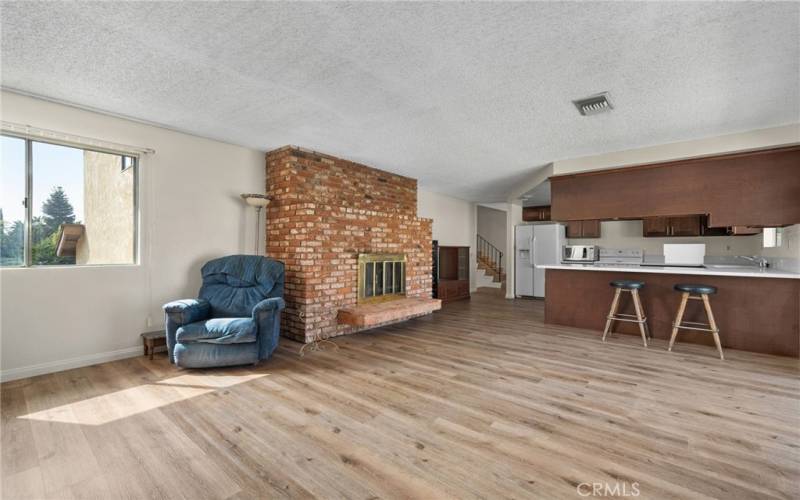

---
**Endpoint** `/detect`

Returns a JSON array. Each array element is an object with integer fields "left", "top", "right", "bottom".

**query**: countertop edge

[{"left": 538, "top": 264, "right": 800, "bottom": 279}]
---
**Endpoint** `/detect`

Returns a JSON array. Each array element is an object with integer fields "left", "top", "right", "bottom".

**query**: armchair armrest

[
  {"left": 252, "top": 297, "right": 285, "bottom": 360},
  {"left": 163, "top": 298, "right": 211, "bottom": 326},
  {"left": 251, "top": 297, "right": 286, "bottom": 319}
]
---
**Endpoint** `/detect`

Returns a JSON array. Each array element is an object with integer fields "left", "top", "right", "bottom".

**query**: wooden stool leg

[
  {"left": 631, "top": 289, "right": 648, "bottom": 347},
  {"left": 702, "top": 294, "right": 724, "bottom": 360},
  {"left": 668, "top": 292, "right": 689, "bottom": 352},
  {"left": 148, "top": 340, "right": 155, "bottom": 361},
  {"left": 143, "top": 338, "right": 148, "bottom": 357},
  {"left": 602, "top": 288, "right": 621, "bottom": 342}
]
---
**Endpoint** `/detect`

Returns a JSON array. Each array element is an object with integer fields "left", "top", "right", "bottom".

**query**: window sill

[{"left": 0, "top": 263, "right": 140, "bottom": 270}]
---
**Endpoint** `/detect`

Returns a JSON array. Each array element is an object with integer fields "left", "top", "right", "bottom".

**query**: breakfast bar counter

[
  {"left": 540, "top": 263, "right": 800, "bottom": 279},
  {"left": 540, "top": 265, "right": 800, "bottom": 357}
]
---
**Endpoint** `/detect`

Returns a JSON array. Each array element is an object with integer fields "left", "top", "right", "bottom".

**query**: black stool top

[
  {"left": 674, "top": 283, "right": 717, "bottom": 295},
  {"left": 610, "top": 279, "right": 645, "bottom": 290}
]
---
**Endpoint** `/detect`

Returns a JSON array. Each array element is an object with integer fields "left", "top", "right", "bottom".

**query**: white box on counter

[{"left": 664, "top": 244, "right": 705, "bottom": 266}]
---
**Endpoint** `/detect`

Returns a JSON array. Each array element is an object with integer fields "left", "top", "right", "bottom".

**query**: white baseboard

[{"left": 1, "top": 346, "right": 142, "bottom": 383}]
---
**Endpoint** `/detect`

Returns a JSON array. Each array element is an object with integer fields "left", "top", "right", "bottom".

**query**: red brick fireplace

[{"left": 265, "top": 146, "right": 439, "bottom": 343}]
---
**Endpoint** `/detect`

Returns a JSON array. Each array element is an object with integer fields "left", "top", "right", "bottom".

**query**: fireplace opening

[{"left": 358, "top": 253, "right": 406, "bottom": 303}]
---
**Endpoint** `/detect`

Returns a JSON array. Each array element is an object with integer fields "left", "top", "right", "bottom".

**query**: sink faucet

[{"left": 740, "top": 256, "right": 769, "bottom": 268}]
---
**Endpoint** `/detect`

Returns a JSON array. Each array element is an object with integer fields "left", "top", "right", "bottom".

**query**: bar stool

[
  {"left": 668, "top": 283, "right": 723, "bottom": 360},
  {"left": 602, "top": 280, "right": 651, "bottom": 347}
]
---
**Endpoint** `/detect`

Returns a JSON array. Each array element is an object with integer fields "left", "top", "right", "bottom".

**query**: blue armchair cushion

[
  {"left": 199, "top": 255, "right": 284, "bottom": 318},
  {"left": 176, "top": 318, "right": 257, "bottom": 344}
]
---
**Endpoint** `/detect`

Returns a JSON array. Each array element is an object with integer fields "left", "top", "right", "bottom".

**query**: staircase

[{"left": 476, "top": 234, "right": 505, "bottom": 288}]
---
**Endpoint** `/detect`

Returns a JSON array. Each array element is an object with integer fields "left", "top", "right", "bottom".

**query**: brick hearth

[{"left": 265, "top": 146, "right": 434, "bottom": 343}]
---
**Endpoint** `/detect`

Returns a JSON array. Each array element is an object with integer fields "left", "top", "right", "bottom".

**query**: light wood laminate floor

[{"left": 2, "top": 289, "right": 798, "bottom": 499}]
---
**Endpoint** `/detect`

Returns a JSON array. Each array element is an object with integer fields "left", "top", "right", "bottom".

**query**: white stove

[{"left": 596, "top": 248, "right": 644, "bottom": 266}]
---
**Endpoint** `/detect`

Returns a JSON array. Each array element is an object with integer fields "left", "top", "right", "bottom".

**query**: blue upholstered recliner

[{"left": 163, "top": 255, "right": 285, "bottom": 368}]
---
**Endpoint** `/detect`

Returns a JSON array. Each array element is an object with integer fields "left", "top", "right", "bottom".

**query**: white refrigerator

[{"left": 515, "top": 223, "right": 565, "bottom": 298}]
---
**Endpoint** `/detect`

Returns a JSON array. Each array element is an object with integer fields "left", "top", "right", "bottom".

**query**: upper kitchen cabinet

[
  {"left": 550, "top": 146, "right": 800, "bottom": 227},
  {"left": 644, "top": 215, "right": 764, "bottom": 237},
  {"left": 643, "top": 217, "right": 669, "bottom": 237},
  {"left": 643, "top": 215, "right": 702, "bottom": 237},
  {"left": 566, "top": 219, "right": 601, "bottom": 238},
  {"left": 522, "top": 205, "right": 551, "bottom": 222}
]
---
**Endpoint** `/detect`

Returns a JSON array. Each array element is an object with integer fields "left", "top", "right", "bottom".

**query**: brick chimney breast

[{"left": 266, "top": 146, "right": 433, "bottom": 343}]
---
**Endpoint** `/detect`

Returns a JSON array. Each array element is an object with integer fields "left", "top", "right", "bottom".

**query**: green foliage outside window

[{"left": 0, "top": 186, "right": 78, "bottom": 266}]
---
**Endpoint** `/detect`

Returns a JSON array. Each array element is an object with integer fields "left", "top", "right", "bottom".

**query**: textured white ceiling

[{"left": 2, "top": 2, "right": 798, "bottom": 201}]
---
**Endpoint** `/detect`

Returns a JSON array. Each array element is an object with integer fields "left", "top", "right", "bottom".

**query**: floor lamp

[{"left": 240, "top": 193, "right": 271, "bottom": 255}]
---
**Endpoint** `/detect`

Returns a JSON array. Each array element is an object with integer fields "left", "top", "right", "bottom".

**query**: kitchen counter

[
  {"left": 542, "top": 266, "right": 800, "bottom": 357},
  {"left": 538, "top": 263, "right": 800, "bottom": 279}
]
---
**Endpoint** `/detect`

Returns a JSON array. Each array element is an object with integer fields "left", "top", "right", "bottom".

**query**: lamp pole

[
  {"left": 255, "top": 205, "right": 262, "bottom": 255},
  {"left": 240, "top": 194, "right": 271, "bottom": 256}
]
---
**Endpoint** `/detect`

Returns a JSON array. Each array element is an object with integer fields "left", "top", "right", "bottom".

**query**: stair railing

[{"left": 476, "top": 234, "right": 503, "bottom": 279}]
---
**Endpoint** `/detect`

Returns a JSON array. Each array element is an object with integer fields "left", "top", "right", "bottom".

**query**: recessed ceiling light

[{"left": 573, "top": 92, "right": 613, "bottom": 116}]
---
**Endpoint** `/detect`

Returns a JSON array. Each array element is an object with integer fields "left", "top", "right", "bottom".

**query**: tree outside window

[{"left": 0, "top": 135, "right": 136, "bottom": 267}]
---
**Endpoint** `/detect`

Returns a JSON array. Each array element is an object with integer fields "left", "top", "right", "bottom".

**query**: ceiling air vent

[{"left": 573, "top": 92, "right": 613, "bottom": 116}]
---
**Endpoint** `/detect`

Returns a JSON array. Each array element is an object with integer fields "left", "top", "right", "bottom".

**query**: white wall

[
  {"left": 417, "top": 190, "right": 477, "bottom": 291},
  {"left": 759, "top": 224, "right": 800, "bottom": 265},
  {"left": 0, "top": 91, "right": 265, "bottom": 381},
  {"left": 477, "top": 205, "right": 507, "bottom": 256}
]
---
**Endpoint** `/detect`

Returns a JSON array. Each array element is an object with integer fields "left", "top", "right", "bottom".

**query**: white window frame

[{"left": 1, "top": 132, "right": 140, "bottom": 268}]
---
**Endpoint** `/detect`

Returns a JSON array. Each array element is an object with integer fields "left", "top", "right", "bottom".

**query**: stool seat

[
  {"left": 610, "top": 279, "right": 645, "bottom": 290},
  {"left": 674, "top": 283, "right": 717, "bottom": 295}
]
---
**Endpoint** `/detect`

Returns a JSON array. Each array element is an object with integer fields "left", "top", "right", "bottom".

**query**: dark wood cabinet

[
  {"left": 581, "top": 219, "right": 601, "bottom": 238},
  {"left": 565, "top": 221, "right": 581, "bottom": 238},
  {"left": 644, "top": 215, "right": 762, "bottom": 237},
  {"left": 670, "top": 215, "right": 702, "bottom": 236},
  {"left": 643, "top": 217, "right": 669, "bottom": 237},
  {"left": 643, "top": 215, "right": 702, "bottom": 237},
  {"left": 566, "top": 220, "right": 601, "bottom": 239},
  {"left": 435, "top": 245, "right": 470, "bottom": 303},
  {"left": 550, "top": 145, "right": 800, "bottom": 227},
  {"left": 522, "top": 205, "right": 551, "bottom": 222}
]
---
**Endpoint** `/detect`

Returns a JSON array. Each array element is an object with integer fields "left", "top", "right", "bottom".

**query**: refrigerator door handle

[{"left": 530, "top": 236, "right": 536, "bottom": 266}]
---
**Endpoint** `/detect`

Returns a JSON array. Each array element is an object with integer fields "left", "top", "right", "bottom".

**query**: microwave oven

[{"left": 562, "top": 245, "right": 598, "bottom": 263}]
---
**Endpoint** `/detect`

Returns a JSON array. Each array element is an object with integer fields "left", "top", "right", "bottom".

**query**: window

[
  {"left": 763, "top": 227, "right": 783, "bottom": 249},
  {"left": 0, "top": 134, "right": 137, "bottom": 267}
]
